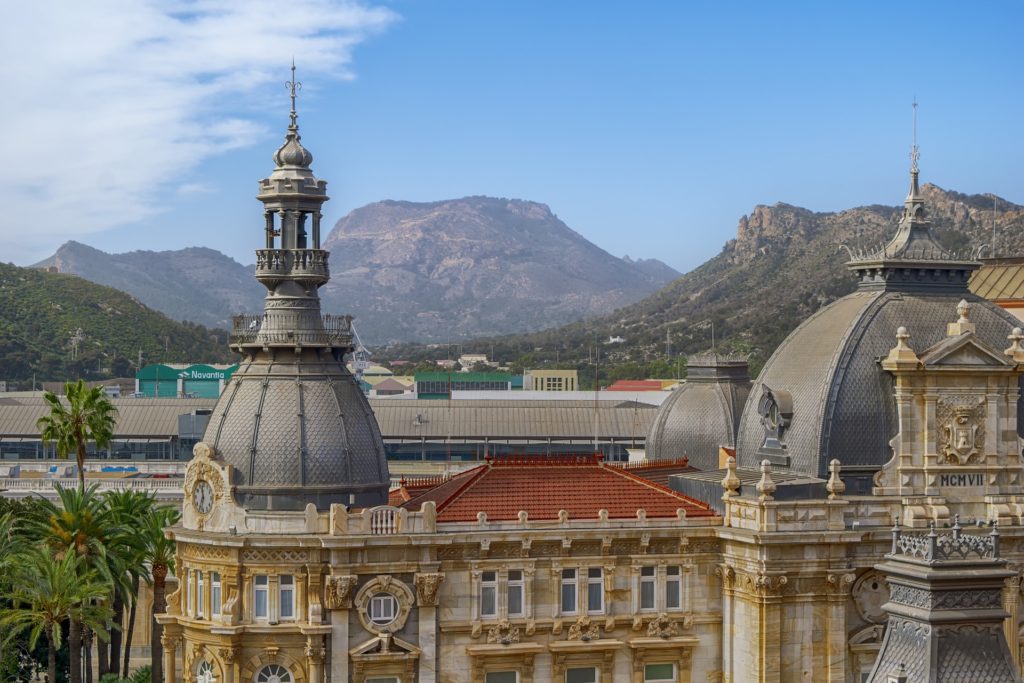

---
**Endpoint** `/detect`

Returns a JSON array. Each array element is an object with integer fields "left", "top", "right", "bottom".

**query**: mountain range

[
  {"left": 449, "top": 183, "right": 1024, "bottom": 376},
  {"left": 36, "top": 197, "right": 679, "bottom": 343}
]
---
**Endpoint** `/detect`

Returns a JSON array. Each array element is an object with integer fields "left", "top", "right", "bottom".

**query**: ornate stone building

[{"left": 158, "top": 79, "right": 1024, "bottom": 683}]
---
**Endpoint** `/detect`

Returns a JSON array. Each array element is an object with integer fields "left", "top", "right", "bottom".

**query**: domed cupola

[
  {"left": 198, "top": 65, "right": 389, "bottom": 512},
  {"left": 645, "top": 354, "right": 751, "bottom": 470},
  {"left": 734, "top": 109, "right": 1022, "bottom": 493}
]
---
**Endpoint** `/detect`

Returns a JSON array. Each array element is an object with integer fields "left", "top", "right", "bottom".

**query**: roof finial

[
  {"left": 911, "top": 97, "right": 919, "bottom": 172},
  {"left": 287, "top": 59, "right": 302, "bottom": 130}
]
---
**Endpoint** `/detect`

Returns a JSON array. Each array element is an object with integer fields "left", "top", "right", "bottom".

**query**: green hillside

[{"left": 0, "top": 262, "right": 233, "bottom": 384}]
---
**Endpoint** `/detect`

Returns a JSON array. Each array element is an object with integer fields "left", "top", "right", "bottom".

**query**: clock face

[{"left": 193, "top": 480, "right": 214, "bottom": 514}]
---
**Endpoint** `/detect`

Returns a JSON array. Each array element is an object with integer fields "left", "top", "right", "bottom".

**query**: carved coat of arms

[{"left": 938, "top": 399, "right": 985, "bottom": 466}]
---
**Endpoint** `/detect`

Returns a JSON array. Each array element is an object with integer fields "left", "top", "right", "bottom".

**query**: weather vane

[
  {"left": 910, "top": 98, "right": 919, "bottom": 172},
  {"left": 287, "top": 59, "right": 302, "bottom": 129}
]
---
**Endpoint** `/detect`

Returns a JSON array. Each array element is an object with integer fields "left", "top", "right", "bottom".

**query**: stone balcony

[
  {"left": 229, "top": 313, "right": 353, "bottom": 349},
  {"left": 254, "top": 248, "right": 329, "bottom": 286}
]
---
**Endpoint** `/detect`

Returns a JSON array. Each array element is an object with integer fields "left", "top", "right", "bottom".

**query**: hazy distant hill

[
  {"left": 37, "top": 198, "right": 678, "bottom": 343},
  {"left": 392, "top": 185, "right": 1024, "bottom": 375},
  {"left": 35, "top": 241, "right": 265, "bottom": 328},
  {"left": 321, "top": 196, "right": 680, "bottom": 341},
  {"left": 0, "top": 262, "right": 232, "bottom": 383}
]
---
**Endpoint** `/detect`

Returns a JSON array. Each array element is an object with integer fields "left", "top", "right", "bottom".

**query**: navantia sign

[{"left": 177, "top": 364, "right": 237, "bottom": 381}]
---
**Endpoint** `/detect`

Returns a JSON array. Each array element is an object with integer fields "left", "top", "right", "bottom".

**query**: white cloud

[{"left": 0, "top": 0, "right": 397, "bottom": 262}]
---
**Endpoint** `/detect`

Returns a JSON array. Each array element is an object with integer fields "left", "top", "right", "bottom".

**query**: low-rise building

[
  {"left": 525, "top": 369, "right": 578, "bottom": 391},
  {"left": 136, "top": 363, "right": 238, "bottom": 398}
]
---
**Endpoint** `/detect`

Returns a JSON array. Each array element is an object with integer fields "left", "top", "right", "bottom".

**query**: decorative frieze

[{"left": 241, "top": 548, "right": 310, "bottom": 564}]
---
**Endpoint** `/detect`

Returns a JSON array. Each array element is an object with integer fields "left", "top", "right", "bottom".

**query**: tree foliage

[
  {"left": 37, "top": 380, "right": 118, "bottom": 490},
  {"left": 0, "top": 487, "right": 176, "bottom": 683},
  {"left": 0, "top": 262, "right": 231, "bottom": 384}
]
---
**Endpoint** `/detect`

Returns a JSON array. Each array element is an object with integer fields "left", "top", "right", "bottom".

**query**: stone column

[
  {"left": 218, "top": 646, "right": 237, "bottom": 683},
  {"left": 1005, "top": 566, "right": 1022, "bottom": 671},
  {"left": 329, "top": 615, "right": 348, "bottom": 683},
  {"left": 324, "top": 574, "right": 357, "bottom": 683},
  {"left": 755, "top": 573, "right": 787, "bottom": 683},
  {"left": 825, "top": 572, "right": 854, "bottom": 683},
  {"left": 306, "top": 636, "right": 325, "bottom": 683},
  {"left": 159, "top": 630, "right": 179, "bottom": 683},
  {"left": 415, "top": 573, "right": 444, "bottom": 683},
  {"left": 715, "top": 564, "right": 736, "bottom": 683}
]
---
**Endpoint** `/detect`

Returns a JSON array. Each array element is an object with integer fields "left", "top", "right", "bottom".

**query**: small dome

[
  {"left": 646, "top": 355, "right": 751, "bottom": 470},
  {"left": 273, "top": 131, "right": 314, "bottom": 168},
  {"left": 203, "top": 353, "right": 389, "bottom": 511}
]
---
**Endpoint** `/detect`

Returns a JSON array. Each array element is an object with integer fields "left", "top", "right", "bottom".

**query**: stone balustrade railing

[
  {"left": 254, "top": 248, "right": 329, "bottom": 280},
  {"left": 0, "top": 477, "right": 183, "bottom": 499}
]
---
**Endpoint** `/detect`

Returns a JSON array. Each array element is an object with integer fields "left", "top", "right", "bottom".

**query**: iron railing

[{"left": 890, "top": 515, "right": 999, "bottom": 563}]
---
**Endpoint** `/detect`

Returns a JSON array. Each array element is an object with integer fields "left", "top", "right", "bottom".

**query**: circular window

[
  {"left": 368, "top": 592, "right": 399, "bottom": 626},
  {"left": 255, "top": 664, "right": 293, "bottom": 683},
  {"left": 197, "top": 661, "right": 216, "bottom": 683}
]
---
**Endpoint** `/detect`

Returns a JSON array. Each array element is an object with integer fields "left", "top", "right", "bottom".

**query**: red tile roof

[
  {"left": 396, "top": 454, "right": 715, "bottom": 522},
  {"left": 606, "top": 380, "right": 665, "bottom": 391}
]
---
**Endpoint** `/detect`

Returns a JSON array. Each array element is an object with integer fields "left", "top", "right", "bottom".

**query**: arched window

[
  {"left": 255, "top": 664, "right": 293, "bottom": 683},
  {"left": 196, "top": 660, "right": 216, "bottom": 683}
]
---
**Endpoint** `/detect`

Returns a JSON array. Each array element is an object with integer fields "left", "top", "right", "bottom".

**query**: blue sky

[{"left": 2, "top": 1, "right": 1021, "bottom": 272}]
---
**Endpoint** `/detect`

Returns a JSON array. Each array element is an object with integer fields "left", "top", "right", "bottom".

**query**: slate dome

[
  {"left": 646, "top": 355, "right": 751, "bottom": 471},
  {"left": 735, "top": 164, "right": 1022, "bottom": 493}
]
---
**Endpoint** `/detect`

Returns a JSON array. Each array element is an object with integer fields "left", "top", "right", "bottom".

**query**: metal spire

[
  {"left": 910, "top": 98, "right": 919, "bottom": 173},
  {"left": 287, "top": 59, "right": 302, "bottom": 130}
]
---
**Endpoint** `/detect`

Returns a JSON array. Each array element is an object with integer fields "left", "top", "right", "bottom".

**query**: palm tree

[
  {"left": 142, "top": 505, "right": 179, "bottom": 683},
  {"left": 37, "top": 379, "right": 118, "bottom": 491},
  {"left": 101, "top": 490, "right": 154, "bottom": 678},
  {"left": 27, "top": 485, "right": 118, "bottom": 683},
  {"left": 0, "top": 548, "right": 112, "bottom": 683}
]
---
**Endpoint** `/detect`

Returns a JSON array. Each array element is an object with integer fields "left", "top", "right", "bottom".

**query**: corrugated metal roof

[
  {"left": 970, "top": 262, "right": 1024, "bottom": 300},
  {"left": 371, "top": 399, "right": 656, "bottom": 439},
  {"left": 0, "top": 397, "right": 214, "bottom": 437},
  {"left": 0, "top": 397, "right": 657, "bottom": 441}
]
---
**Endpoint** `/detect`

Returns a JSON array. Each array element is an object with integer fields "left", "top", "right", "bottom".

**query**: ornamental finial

[
  {"left": 287, "top": 59, "right": 302, "bottom": 130},
  {"left": 910, "top": 98, "right": 919, "bottom": 173}
]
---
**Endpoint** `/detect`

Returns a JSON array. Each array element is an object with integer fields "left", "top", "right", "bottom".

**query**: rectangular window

[
  {"left": 566, "top": 667, "right": 598, "bottom": 683},
  {"left": 666, "top": 566, "right": 681, "bottom": 610},
  {"left": 196, "top": 572, "right": 205, "bottom": 618},
  {"left": 481, "top": 570, "right": 498, "bottom": 618},
  {"left": 370, "top": 594, "right": 397, "bottom": 624},
  {"left": 644, "top": 663, "right": 676, "bottom": 683},
  {"left": 279, "top": 574, "right": 295, "bottom": 620},
  {"left": 183, "top": 570, "right": 190, "bottom": 616},
  {"left": 211, "top": 572, "right": 221, "bottom": 617},
  {"left": 254, "top": 575, "right": 268, "bottom": 619},
  {"left": 560, "top": 568, "right": 578, "bottom": 615},
  {"left": 507, "top": 570, "right": 524, "bottom": 617},
  {"left": 586, "top": 567, "right": 604, "bottom": 614},
  {"left": 486, "top": 673, "right": 519, "bottom": 683},
  {"left": 640, "top": 566, "right": 656, "bottom": 611}
]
